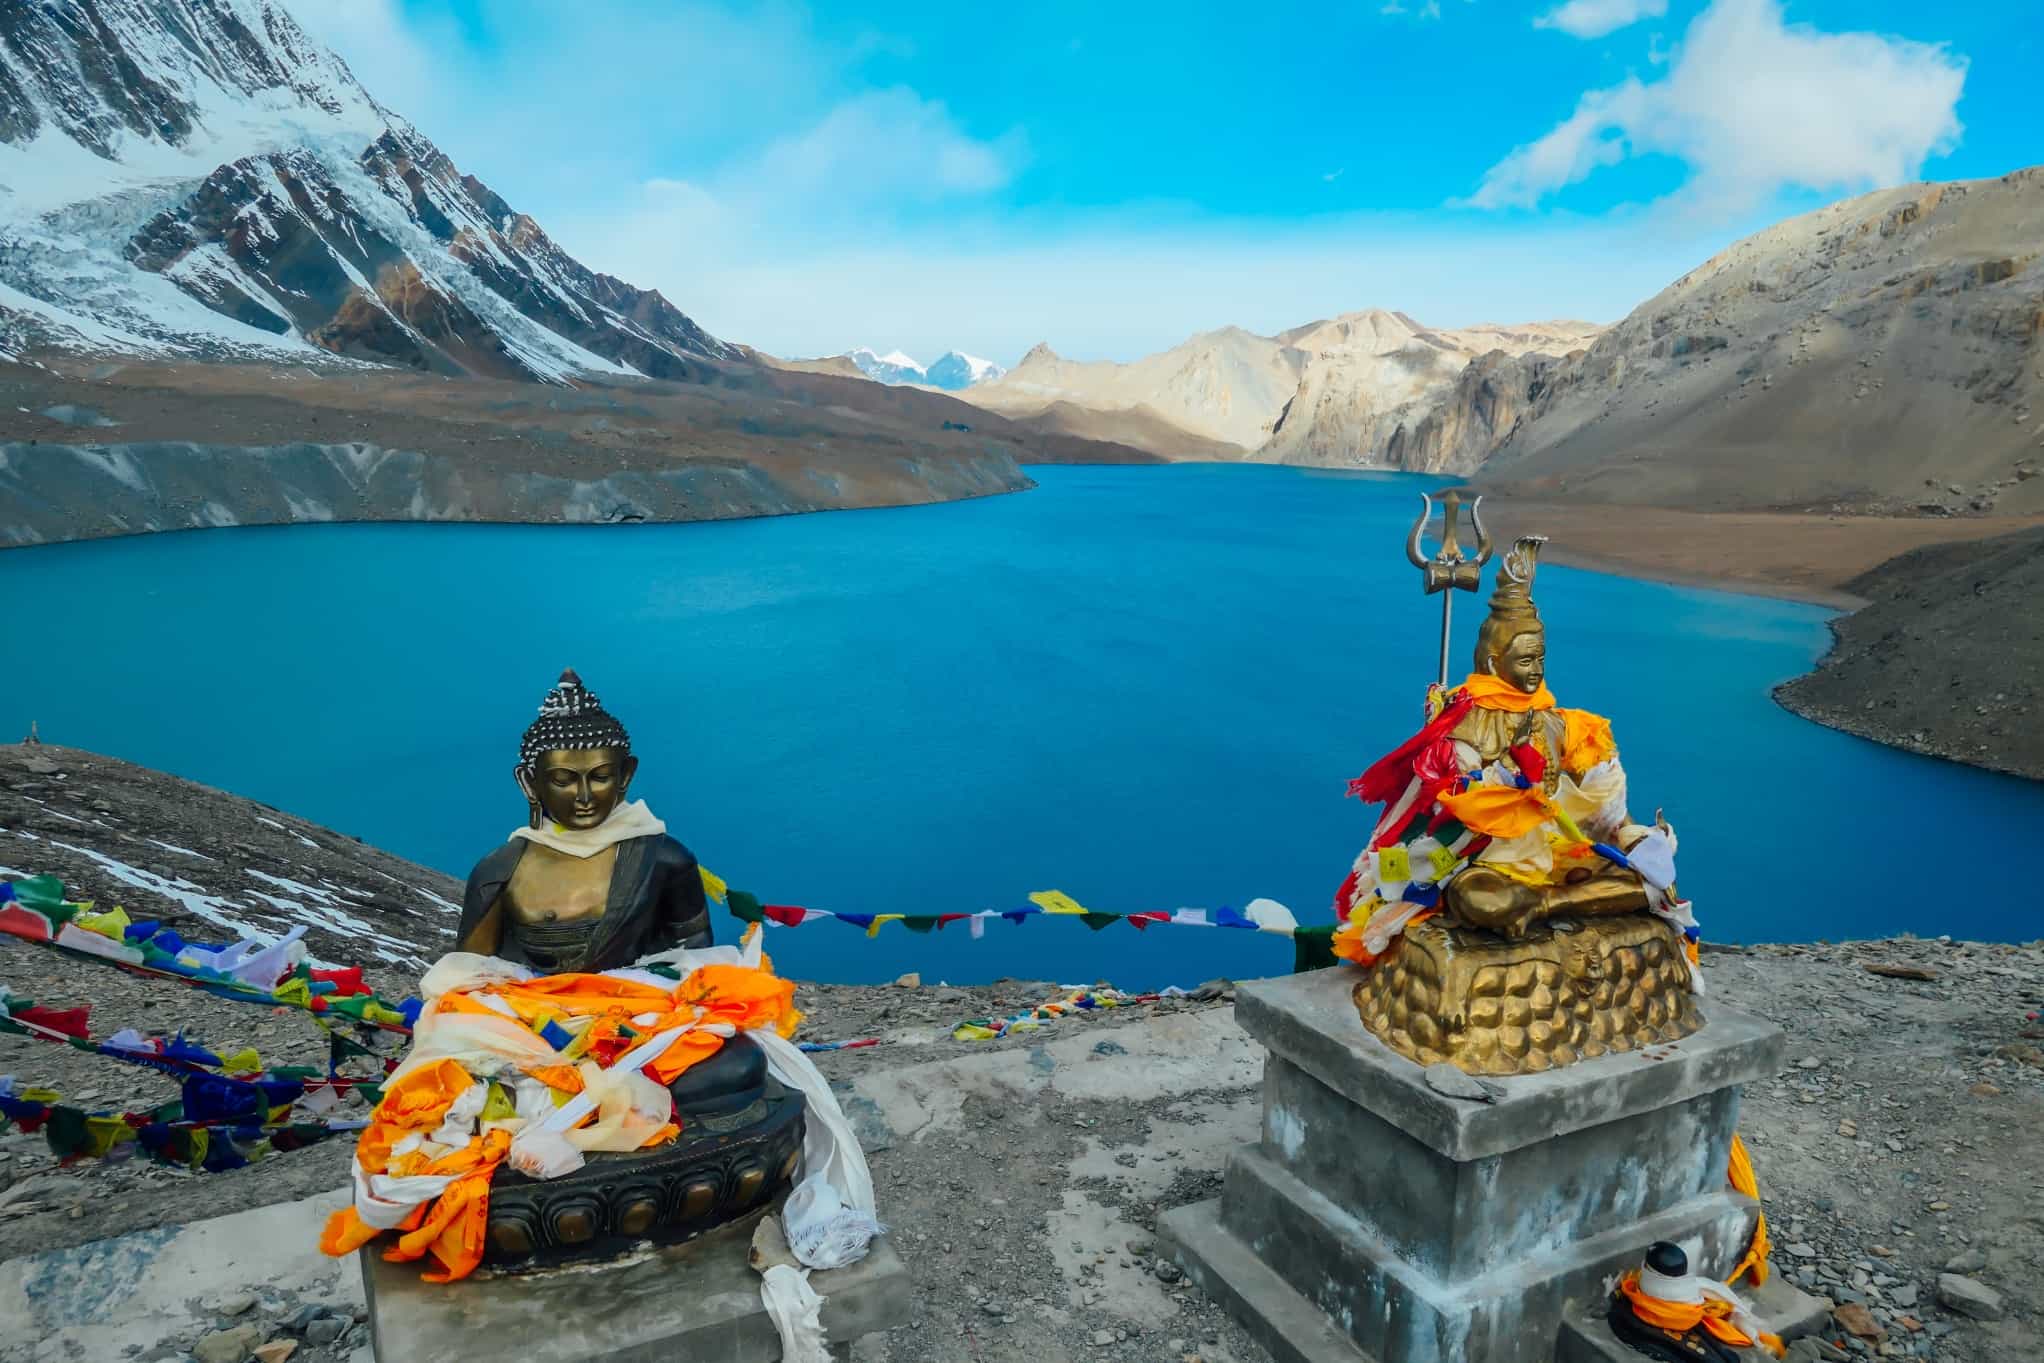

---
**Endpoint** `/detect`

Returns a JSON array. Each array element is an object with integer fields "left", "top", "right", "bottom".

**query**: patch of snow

[
  {"left": 416, "top": 886, "right": 461, "bottom": 915},
  {"left": 146, "top": 839, "right": 213, "bottom": 860},
  {"left": 44, "top": 837, "right": 263, "bottom": 938}
]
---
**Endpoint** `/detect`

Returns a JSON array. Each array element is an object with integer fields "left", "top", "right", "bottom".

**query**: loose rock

[{"left": 1935, "top": 1273, "right": 2004, "bottom": 1320}]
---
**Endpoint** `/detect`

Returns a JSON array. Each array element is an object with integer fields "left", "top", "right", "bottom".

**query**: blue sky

[{"left": 297, "top": 0, "right": 2033, "bottom": 364}]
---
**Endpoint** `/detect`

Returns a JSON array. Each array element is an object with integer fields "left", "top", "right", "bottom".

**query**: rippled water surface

[{"left": 5, "top": 465, "right": 2039, "bottom": 987}]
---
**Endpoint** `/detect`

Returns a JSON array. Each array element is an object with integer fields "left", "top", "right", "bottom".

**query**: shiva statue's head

[{"left": 1472, "top": 537, "right": 1548, "bottom": 694}]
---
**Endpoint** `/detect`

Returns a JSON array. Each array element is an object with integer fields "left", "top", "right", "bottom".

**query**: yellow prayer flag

[
  {"left": 1426, "top": 845, "right": 1461, "bottom": 879},
  {"left": 221, "top": 1048, "right": 262, "bottom": 1074},
  {"left": 699, "top": 866, "right": 729, "bottom": 902},
  {"left": 83, "top": 1116, "right": 135, "bottom": 1157},
  {"left": 272, "top": 978, "right": 312, "bottom": 1007},
  {"left": 866, "top": 914, "right": 906, "bottom": 938},
  {"left": 1375, "top": 847, "right": 1411, "bottom": 884},
  {"left": 75, "top": 906, "right": 132, "bottom": 940},
  {"left": 1029, "top": 890, "right": 1088, "bottom": 916}
]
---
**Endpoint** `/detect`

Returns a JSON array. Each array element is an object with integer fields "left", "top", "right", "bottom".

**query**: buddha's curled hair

[{"left": 519, "top": 668, "right": 631, "bottom": 768}]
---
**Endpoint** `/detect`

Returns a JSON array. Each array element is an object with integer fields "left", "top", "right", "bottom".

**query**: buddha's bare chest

[{"left": 504, "top": 844, "right": 618, "bottom": 924}]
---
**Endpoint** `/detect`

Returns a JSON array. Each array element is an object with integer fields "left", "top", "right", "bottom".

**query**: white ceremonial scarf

[{"left": 509, "top": 799, "right": 666, "bottom": 858}]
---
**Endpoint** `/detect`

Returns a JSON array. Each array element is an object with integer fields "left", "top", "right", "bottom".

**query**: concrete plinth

[
  {"left": 1159, "top": 968, "right": 1788, "bottom": 1363},
  {"left": 361, "top": 1209, "right": 910, "bottom": 1363}
]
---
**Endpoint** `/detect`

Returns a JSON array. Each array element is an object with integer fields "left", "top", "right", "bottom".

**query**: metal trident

[{"left": 1404, "top": 489, "right": 1494, "bottom": 686}]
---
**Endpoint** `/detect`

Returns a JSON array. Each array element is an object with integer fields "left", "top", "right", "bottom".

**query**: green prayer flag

[
  {"left": 1292, "top": 925, "right": 1338, "bottom": 974},
  {"left": 1079, "top": 914, "right": 1121, "bottom": 932},
  {"left": 727, "top": 889, "right": 764, "bottom": 925},
  {"left": 44, "top": 1105, "right": 89, "bottom": 1157},
  {"left": 901, "top": 916, "right": 940, "bottom": 934},
  {"left": 12, "top": 875, "right": 66, "bottom": 911}
]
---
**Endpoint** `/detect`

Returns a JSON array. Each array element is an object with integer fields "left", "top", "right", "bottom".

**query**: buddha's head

[
  {"left": 516, "top": 669, "right": 637, "bottom": 830},
  {"left": 1473, "top": 536, "right": 1549, "bottom": 694}
]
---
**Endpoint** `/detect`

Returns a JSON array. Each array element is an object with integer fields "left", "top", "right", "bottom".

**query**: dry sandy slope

[{"left": 1475, "top": 167, "right": 2044, "bottom": 515}]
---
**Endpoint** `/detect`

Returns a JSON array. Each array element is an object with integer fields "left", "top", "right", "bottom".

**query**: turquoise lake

[{"left": 3, "top": 464, "right": 2040, "bottom": 988}]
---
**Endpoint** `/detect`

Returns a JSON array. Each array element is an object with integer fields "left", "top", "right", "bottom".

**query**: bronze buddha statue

[
  {"left": 452, "top": 670, "right": 803, "bottom": 1265},
  {"left": 1337, "top": 537, "right": 1701, "bottom": 1075}
]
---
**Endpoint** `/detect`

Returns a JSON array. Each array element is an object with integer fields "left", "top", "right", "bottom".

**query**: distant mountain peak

[
  {"left": 842, "top": 345, "right": 1006, "bottom": 391},
  {"left": 926, "top": 349, "right": 1004, "bottom": 390}
]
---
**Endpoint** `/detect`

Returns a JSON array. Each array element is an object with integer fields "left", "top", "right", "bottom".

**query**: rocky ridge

[
  {"left": 959, "top": 313, "right": 1603, "bottom": 463},
  {"left": 0, "top": 435, "right": 1029, "bottom": 547},
  {"left": 1774, "top": 525, "right": 2044, "bottom": 780}
]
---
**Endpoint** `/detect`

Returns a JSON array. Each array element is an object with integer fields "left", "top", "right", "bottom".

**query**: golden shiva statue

[{"left": 1333, "top": 493, "right": 1701, "bottom": 1076}]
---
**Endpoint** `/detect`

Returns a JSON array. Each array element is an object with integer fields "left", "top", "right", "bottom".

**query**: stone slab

[
  {"left": 361, "top": 1211, "right": 910, "bottom": 1363},
  {"left": 1746, "top": 1275, "right": 1833, "bottom": 1340},
  {"left": 1209, "top": 1146, "right": 1759, "bottom": 1363},
  {"left": 1236, "top": 967, "right": 1786, "bottom": 1162},
  {"left": 1256, "top": 1051, "right": 1741, "bottom": 1283},
  {"left": 1157, "top": 1197, "right": 1376, "bottom": 1363}
]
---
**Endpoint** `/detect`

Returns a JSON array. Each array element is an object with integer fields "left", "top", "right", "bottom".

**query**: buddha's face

[
  {"left": 519, "top": 747, "right": 636, "bottom": 829},
  {"left": 1492, "top": 631, "right": 1546, "bottom": 693}
]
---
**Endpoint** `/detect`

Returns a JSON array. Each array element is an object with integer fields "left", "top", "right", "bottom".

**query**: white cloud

[
  {"left": 1469, "top": 0, "right": 1966, "bottom": 215},
  {"left": 749, "top": 89, "right": 1025, "bottom": 206},
  {"left": 1535, "top": 0, "right": 1667, "bottom": 40}
]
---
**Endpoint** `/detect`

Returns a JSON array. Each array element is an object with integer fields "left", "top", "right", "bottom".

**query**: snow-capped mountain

[
  {"left": 926, "top": 350, "right": 1004, "bottom": 391},
  {"left": 0, "top": 0, "right": 740, "bottom": 379},
  {"left": 843, "top": 347, "right": 928, "bottom": 385},
  {"left": 843, "top": 346, "right": 1004, "bottom": 390}
]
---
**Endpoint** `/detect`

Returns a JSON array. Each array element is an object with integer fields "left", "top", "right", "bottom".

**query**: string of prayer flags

[
  {"left": 0, "top": 874, "right": 420, "bottom": 1035},
  {"left": 697, "top": 867, "right": 1315, "bottom": 961},
  {"left": 952, "top": 985, "right": 1178, "bottom": 1042},
  {"left": 0, "top": 1077, "right": 364, "bottom": 1173}
]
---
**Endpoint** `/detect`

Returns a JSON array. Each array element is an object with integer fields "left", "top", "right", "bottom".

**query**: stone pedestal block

[
  {"left": 360, "top": 1208, "right": 910, "bottom": 1363},
  {"left": 1159, "top": 968, "right": 1788, "bottom": 1363}
]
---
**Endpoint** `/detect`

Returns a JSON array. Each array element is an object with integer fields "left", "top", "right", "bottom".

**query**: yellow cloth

[
  {"left": 221, "top": 1048, "right": 262, "bottom": 1075},
  {"left": 324, "top": 957, "right": 802, "bottom": 1283},
  {"left": 1459, "top": 673, "right": 1555, "bottom": 712},
  {"left": 699, "top": 866, "right": 729, "bottom": 902},
  {"left": 1029, "top": 890, "right": 1088, "bottom": 916},
  {"left": 1437, "top": 783, "right": 1551, "bottom": 839},
  {"left": 1560, "top": 708, "right": 1617, "bottom": 771},
  {"left": 1726, "top": 1133, "right": 1772, "bottom": 1287}
]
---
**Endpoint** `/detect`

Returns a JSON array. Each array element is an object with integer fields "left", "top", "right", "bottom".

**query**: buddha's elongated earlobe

[{"left": 515, "top": 764, "right": 542, "bottom": 829}]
